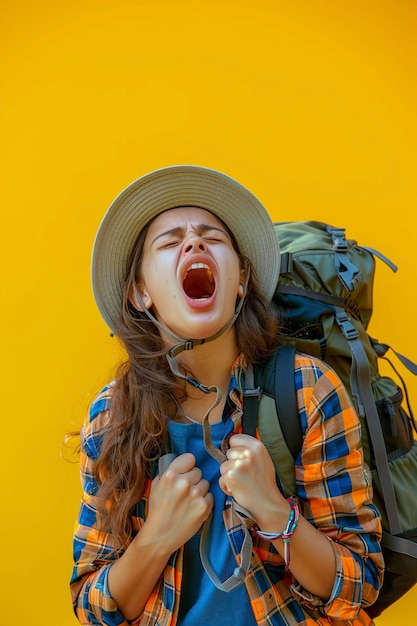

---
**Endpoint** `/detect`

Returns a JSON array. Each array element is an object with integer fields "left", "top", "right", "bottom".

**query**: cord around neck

[{"left": 131, "top": 266, "right": 250, "bottom": 461}]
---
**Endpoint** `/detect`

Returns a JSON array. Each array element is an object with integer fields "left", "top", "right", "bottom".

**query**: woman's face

[{"left": 134, "top": 207, "right": 245, "bottom": 343}]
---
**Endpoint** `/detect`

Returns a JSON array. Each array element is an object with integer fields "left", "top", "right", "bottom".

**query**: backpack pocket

[
  {"left": 371, "top": 440, "right": 417, "bottom": 532},
  {"left": 374, "top": 377, "right": 414, "bottom": 458},
  {"left": 367, "top": 440, "right": 417, "bottom": 617},
  {"left": 357, "top": 377, "right": 414, "bottom": 468}
]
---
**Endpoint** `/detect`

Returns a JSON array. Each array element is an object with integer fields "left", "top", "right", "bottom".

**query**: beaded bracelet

[{"left": 253, "top": 497, "right": 299, "bottom": 568}]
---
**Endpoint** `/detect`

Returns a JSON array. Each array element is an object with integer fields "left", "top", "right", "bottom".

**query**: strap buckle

[
  {"left": 335, "top": 310, "right": 360, "bottom": 340},
  {"left": 327, "top": 226, "right": 363, "bottom": 291}
]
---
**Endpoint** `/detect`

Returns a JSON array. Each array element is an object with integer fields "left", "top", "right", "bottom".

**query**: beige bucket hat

[{"left": 91, "top": 165, "right": 280, "bottom": 331}]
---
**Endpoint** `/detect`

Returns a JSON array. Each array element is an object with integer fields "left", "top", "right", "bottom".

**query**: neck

[
  {"left": 181, "top": 326, "right": 238, "bottom": 385},
  {"left": 173, "top": 327, "right": 239, "bottom": 423}
]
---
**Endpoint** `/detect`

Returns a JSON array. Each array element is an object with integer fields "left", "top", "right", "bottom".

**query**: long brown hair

[{"left": 93, "top": 220, "right": 281, "bottom": 549}]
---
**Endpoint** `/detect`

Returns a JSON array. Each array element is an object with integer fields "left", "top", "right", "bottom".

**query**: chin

[{"left": 173, "top": 315, "right": 233, "bottom": 341}]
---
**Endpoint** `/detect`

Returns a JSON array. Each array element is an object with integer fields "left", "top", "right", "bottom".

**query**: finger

[
  {"left": 186, "top": 466, "right": 203, "bottom": 485},
  {"left": 220, "top": 457, "right": 250, "bottom": 477},
  {"left": 202, "top": 490, "right": 214, "bottom": 514},
  {"left": 228, "top": 433, "right": 256, "bottom": 448},
  {"left": 187, "top": 479, "right": 213, "bottom": 506},
  {"left": 218, "top": 476, "right": 232, "bottom": 495},
  {"left": 197, "top": 478, "right": 211, "bottom": 496},
  {"left": 167, "top": 452, "right": 196, "bottom": 474},
  {"left": 219, "top": 459, "right": 234, "bottom": 476},
  {"left": 226, "top": 447, "right": 250, "bottom": 461}
]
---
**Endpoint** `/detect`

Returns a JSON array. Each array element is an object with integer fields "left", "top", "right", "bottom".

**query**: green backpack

[{"left": 243, "top": 221, "right": 417, "bottom": 619}]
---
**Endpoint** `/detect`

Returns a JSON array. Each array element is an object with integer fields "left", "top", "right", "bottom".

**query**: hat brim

[{"left": 91, "top": 165, "right": 280, "bottom": 331}]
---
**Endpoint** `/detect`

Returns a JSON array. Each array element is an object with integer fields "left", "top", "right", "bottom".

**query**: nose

[{"left": 183, "top": 234, "right": 207, "bottom": 254}]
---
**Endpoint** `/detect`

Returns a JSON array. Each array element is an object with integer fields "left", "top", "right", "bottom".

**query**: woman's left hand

[{"left": 219, "top": 434, "right": 288, "bottom": 526}]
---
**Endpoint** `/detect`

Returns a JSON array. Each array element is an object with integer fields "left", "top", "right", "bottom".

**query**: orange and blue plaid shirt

[{"left": 71, "top": 353, "right": 384, "bottom": 625}]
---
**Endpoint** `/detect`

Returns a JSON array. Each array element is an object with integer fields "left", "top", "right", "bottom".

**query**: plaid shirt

[{"left": 70, "top": 353, "right": 384, "bottom": 626}]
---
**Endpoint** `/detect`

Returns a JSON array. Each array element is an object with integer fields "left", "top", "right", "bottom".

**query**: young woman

[{"left": 70, "top": 165, "right": 384, "bottom": 625}]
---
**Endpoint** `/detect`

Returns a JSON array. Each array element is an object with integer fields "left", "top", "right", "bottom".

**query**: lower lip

[{"left": 183, "top": 291, "right": 216, "bottom": 309}]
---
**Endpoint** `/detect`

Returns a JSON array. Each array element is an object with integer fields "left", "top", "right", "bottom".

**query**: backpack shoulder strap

[
  {"left": 242, "top": 364, "right": 260, "bottom": 437},
  {"left": 273, "top": 344, "right": 302, "bottom": 461},
  {"left": 243, "top": 345, "right": 301, "bottom": 496}
]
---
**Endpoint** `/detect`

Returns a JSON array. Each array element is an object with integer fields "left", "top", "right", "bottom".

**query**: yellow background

[{"left": 1, "top": 1, "right": 416, "bottom": 624}]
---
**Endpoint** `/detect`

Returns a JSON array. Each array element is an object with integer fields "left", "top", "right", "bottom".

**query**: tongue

[{"left": 183, "top": 268, "right": 215, "bottom": 299}]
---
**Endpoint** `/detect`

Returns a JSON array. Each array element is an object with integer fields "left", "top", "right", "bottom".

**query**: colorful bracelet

[{"left": 253, "top": 497, "right": 299, "bottom": 568}]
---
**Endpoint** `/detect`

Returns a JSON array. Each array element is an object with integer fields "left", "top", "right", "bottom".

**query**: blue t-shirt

[{"left": 167, "top": 417, "right": 256, "bottom": 626}]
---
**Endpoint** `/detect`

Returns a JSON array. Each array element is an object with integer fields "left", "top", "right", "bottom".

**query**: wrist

[
  {"left": 133, "top": 518, "right": 176, "bottom": 561},
  {"left": 253, "top": 496, "right": 292, "bottom": 534},
  {"left": 252, "top": 497, "right": 300, "bottom": 568}
]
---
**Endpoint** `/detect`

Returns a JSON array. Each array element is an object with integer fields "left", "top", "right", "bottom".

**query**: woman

[{"left": 70, "top": 165, "right": 384, "bottom": 625}]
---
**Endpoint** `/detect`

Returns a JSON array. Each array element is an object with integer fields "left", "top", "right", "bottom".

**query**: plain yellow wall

[{"left": 1, "top": 1, "right": 416, "bottom": 624}]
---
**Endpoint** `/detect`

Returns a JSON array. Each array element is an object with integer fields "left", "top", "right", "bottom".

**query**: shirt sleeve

[
  {"left": 290, "top": 354, "right": 384, "bottom": 620},
  {"left": 70, "top": 386, "right": 131, "bottom": 626}
]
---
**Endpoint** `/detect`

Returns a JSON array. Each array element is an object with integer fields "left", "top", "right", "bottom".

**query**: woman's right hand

[
  {"left": 145, "top": 453, "right": 213, "bottom": 554},
  {"left": 108, "top": 453, "right": 212, "bottom": 621}
]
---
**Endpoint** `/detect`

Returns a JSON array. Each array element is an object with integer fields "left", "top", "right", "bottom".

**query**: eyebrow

[{"left": 150, "top": 223, "right": 228, "bottom": 246}]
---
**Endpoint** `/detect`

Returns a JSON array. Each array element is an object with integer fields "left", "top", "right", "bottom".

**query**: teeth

[
  {"left": 189, "top": 263, "right": 210, "bottom": 270},
  {"left": 185, "top": 263, "right": 213, "bottom": 279}
]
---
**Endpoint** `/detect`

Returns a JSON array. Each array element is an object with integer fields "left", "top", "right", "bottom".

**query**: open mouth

[{"left": 182, "top": 263, "right": 215, "bottom": 299}]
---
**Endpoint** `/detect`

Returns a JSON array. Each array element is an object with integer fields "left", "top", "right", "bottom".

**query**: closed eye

[
  {"left": 204, "top": 236, "right": 224, "bottom": 243},
  {"left": 158, "top": 239, "right": 181, "bottom": 249},
  {"left": 200, "top": 228, "right": 229, "bottom": 244}
]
